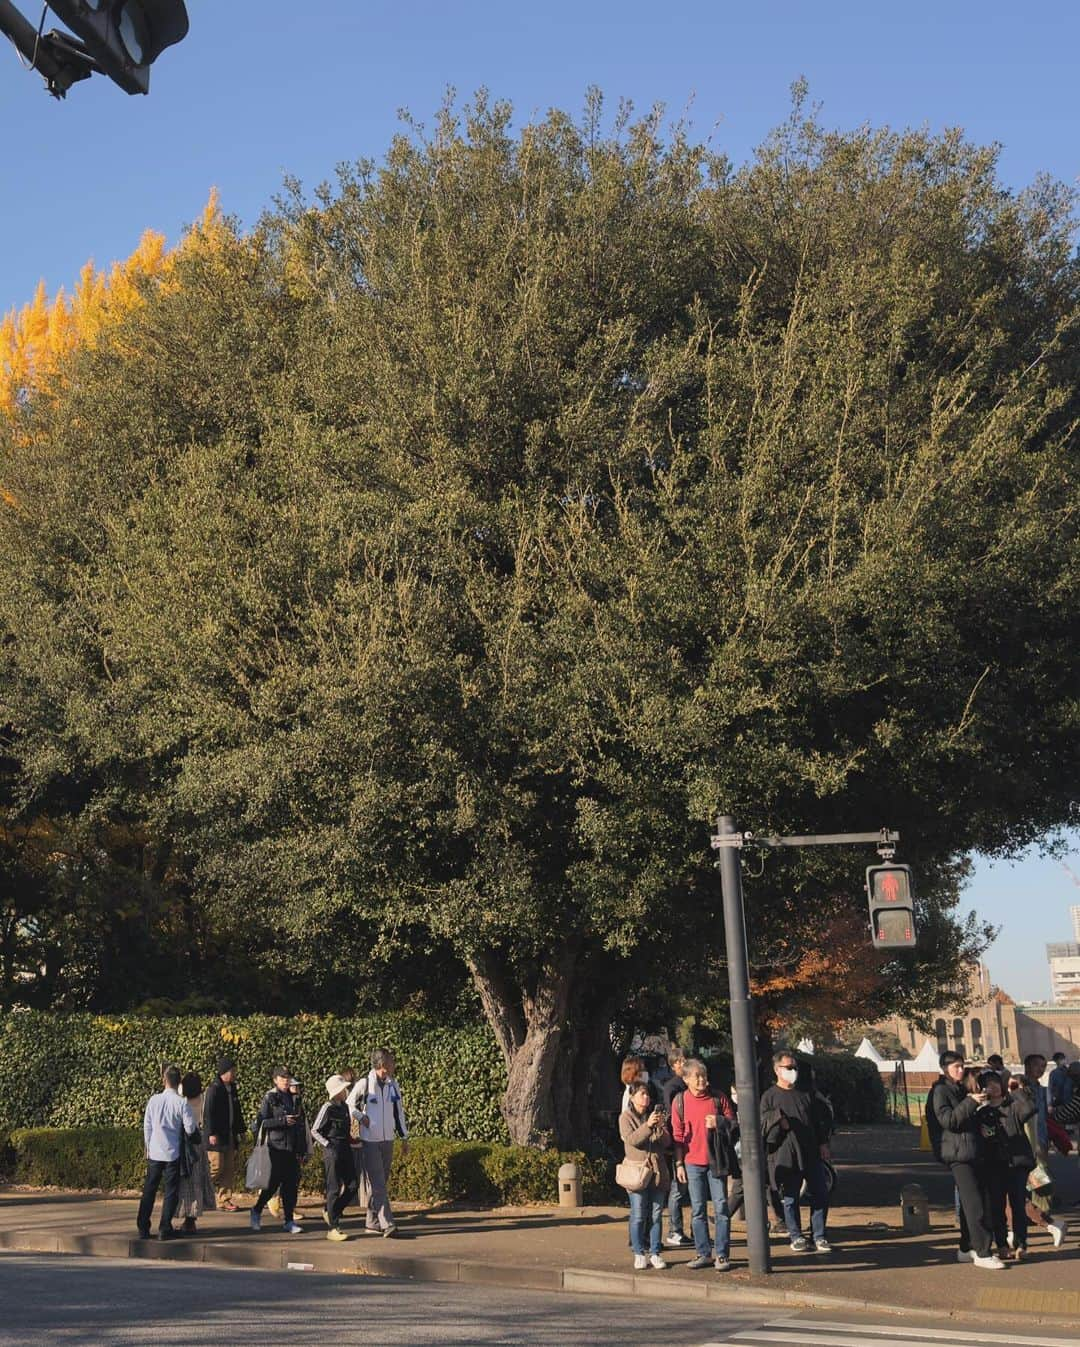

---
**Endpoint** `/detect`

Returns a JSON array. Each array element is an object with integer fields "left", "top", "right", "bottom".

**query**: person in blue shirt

[{"left": 137, "top": 1065, "right": 198, "bottom": 1240}]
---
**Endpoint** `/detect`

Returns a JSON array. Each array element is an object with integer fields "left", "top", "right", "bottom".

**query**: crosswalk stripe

[{"left": 751, "top": 1320, "right": 1080, "bottom": 1347}]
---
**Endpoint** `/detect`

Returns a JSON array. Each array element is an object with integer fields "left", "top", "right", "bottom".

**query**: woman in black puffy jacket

[
  {"left": 974, "top": 1070, "right": 1036, "bottom": 1259},
  {"left": 930, "top": 1052, "right": 1001, "bottom": 1267}
]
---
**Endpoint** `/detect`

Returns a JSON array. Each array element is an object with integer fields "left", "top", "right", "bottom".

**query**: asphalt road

[
  {"left": 5, "top": 1253, "right": 1080, "bottom": 1347},
  {"left": 0, "top": 1252, "right": 768, "bottom": 1345}
]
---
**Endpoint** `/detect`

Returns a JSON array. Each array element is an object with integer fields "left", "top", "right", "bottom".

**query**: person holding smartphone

[
  {"left": 619, "top": 1082, "right": 672, "bottom": 1270},
  {"left": 930, "top": 1052, "right": 1003, "bottom": 1269},
  {"left": 249, "top": 1067, "right": 309, "bottom": 1235},
  {"left": 975, "top": 1069, "right": 1036, "bottom": 1259}
]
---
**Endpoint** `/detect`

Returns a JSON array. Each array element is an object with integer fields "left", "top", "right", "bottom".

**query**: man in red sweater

[{"left": 671, "top": 1059, "right": 737, "bottom": 1270}]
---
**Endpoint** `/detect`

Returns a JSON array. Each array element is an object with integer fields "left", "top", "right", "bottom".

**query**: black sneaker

[
  {"left": 158, "top": 1228, "right": 179, "bottom": 1241},
  {"left": 136, "top": 1228, "right": 151, "bottom": 1240}
]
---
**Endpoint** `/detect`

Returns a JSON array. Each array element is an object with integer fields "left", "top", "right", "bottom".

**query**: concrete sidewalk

[
  {"left": 2, "top": 1125, "right": 1079, "bottom": 1325},
  {"left": 3, "top": 1187, "right": 1079, "bottom": 1324}
]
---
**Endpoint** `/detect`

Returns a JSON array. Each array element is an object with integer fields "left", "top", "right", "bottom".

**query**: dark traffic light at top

[{"left": 0, "top": 0, "right": 188, "bottom": 96}]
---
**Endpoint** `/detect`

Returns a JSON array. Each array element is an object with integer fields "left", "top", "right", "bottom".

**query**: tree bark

[{"left": 468, "top": 941, "right": 580, "bottom": 1148}]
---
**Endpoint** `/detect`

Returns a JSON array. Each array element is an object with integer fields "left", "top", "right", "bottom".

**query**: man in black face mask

[{"left": 760, "top": 1050, "right": 834, "bottom": 1254}]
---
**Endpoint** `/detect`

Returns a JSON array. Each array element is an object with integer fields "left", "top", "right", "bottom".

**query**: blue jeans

[
  {"left": 628, "top": 1181, "right": 663, "bottom": 1255},
  {"left": 667, "top": 1173, "right": 687, "bottom": 1237},
  {"left": 779, "top": 1159, "right": 828, "bottom": 1245},
  {"left": 686, "top": 1163, "right": 730, "bottom": 1259}
]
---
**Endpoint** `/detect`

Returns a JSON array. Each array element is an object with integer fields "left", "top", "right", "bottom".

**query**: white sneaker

[
  {"left": 1050, "top": 1219, "right": 1066, "bottom": 1248},
  {"left": 956, "top": 1249, "right": 974, "bottom": 1262},
  {"left": 663, "top": 1232, "right": 689, "bottom": 1247},
  {"left": 972, "top": 1253, "right": 1006, "bottom": 1270},
  {"left": 282, "top": 1221, "right": 303, "bottom": 1235},
  {"left": 1005, "top": 1230, "right": 1015, "bottom": 1249},
  {"left": 633, "top": 1253, "right": 648, "bottom": 1270},
  {"left": 648, "top": 1254, "right": 668, "bottom": 1270}
]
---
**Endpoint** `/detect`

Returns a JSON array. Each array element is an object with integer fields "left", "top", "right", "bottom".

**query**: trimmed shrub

[
  {"left": 805, "top": 1052, "right": 887, "bottom": 1123},
  {"left": 0, "top": 1011, "right": 508, "bottom": 1143},
  {"left": 5, "top": 1128, "right": 611, "bottom": 1204}
]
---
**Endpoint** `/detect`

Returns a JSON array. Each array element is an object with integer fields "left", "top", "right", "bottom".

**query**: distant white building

[
  {"left": 1047, "top": 942, "right": 1080, "bottom": 1003},
  {"left": 1072, "top": 904, "right": 1080, "bottom": 943}
]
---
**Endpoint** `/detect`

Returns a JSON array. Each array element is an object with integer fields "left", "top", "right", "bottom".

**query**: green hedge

[
  {"left": 0, "top": 1011, "right": 508, "bottom": 1143},
  {"left": 801, "top": 1051, "right": 888, "bottom": 1124},
  {"left": 5, "top": 1128, "right": 610, "bottom": 1205}
]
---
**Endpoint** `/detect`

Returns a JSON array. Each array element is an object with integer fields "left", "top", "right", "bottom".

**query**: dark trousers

[
  {"left": 986, "top": 1166, "right": 1030, "bottom": 1250},
  {"left": 728, "top": 1176, "right": 745, "bottom": 1220},
  {"left": 951, "top": 1161, "right": 992, "bottom": 1257},
  {"left": 323, "top": 1143, "right": 358, "bottom": 1225},
  {"left": 254, "top": 1149, "right": 300, "bottom": 1222},
  {"left": 137, "top": 1159, "right": 180, "bottom": 1234}
]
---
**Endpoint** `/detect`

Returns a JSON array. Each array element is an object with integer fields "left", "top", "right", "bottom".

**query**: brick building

[{"left": 862, "top": 962, "right": 1080, "bottom": 1067}]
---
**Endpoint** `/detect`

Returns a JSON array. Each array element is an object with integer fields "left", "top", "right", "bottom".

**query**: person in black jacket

[
  {"left": 975, "top": 1070, "right": 1036, "bottom": 1259},
  {"left": 203, "top": 1058, "right": 245, "bottom": 1212},
  {"left": 249, "top": 1067, "right": 309, "bottom": 1234},
  {"left": 311, "top": 1074, "right": 360, "bottom": 1241},
  {"left": 760, "top": 1050, "right": 834, "bottom": 1254},
  {"left": 929, "top": 1051, "right": 1004, "bottom": 1269}
]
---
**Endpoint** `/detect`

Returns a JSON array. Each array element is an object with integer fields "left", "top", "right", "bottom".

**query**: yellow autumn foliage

[{"left": 0, "top": 189, "right": 224, "bottom": 421}]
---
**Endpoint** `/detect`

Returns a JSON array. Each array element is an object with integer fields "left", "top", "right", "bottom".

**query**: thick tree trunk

[{"left": 468, "top": 942, "right": 580, "bottom": 1148}]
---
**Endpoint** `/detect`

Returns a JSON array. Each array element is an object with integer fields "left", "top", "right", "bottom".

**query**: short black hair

[
  {"left": 1052, "top": 1052, "right": 1066, "bottom": 1063},
  {"left": 163, "top": 1066, "right": 182, "bottom": 1090},
  {"left": 773, "top": 1048, "right": 796, "bottom": 1066},
  {"left": 986, "top": 1054, "right": 1004, "bottom": 1067},
  {"left": 939, "top": 1050, "right": 963, "bottom": 1072},
  {"left": 1024, "top": 1053, "right": 1047, "bottom": 1072},
  {"left": 181, "top": 1071, "right": 202, "bottom": 1100},
  {"left": 978, "top": 1070, "right": 1003, "bottom": 1090}
]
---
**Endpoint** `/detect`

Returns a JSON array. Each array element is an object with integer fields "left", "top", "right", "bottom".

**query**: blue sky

[{"left": 2, "top": 1, "right": 1078, "bottom": 998}]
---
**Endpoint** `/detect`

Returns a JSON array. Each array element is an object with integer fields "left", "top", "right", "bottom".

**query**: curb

[{"left": 1, "top": 1226, "right": 1078, "bottom": 1328}]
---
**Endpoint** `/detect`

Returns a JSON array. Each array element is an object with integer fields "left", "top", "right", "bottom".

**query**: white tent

[
  {"left": 853, "top": 1036, "right": 885, "bottom": 1064},
  {"left": 907, "top": 1037, "right": 943, "bottom": 1074}
]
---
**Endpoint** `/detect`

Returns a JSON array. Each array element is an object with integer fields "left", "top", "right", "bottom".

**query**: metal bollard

[
  {"left": 558, "top": 1161, "right": 582, "bottom": 1208},
  {"left": 900, "top": 1182, "right": 930, "bottom": 1235}
]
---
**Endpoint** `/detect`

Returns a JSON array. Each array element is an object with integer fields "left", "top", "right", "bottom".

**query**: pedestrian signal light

[
  {"left": 45, "top": 0, "right": 188, "bottom": 94},
  {"left": 865, "top": 863, "right": 916, "bottom": 949}
]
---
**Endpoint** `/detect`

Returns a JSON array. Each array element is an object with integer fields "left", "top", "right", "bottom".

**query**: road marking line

[
  {"left": 733, "top": 1335, "right": 949, "bottom": 1347},
  {"left": 756, "top": 1320, "right": 1080, "bottom": 1347}
]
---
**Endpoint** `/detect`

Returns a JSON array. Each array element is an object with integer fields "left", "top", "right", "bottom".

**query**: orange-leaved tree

[{"left": 0, "top": 190, "right": 223, "bottom": 424}]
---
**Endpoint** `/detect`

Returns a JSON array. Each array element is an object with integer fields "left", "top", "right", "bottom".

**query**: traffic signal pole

[
  {"left": 711, "top": 817, "right": 902, "bottom": 1278},
  {"left": 714, "top": 813, "right": 772, "bottom": 1276}
]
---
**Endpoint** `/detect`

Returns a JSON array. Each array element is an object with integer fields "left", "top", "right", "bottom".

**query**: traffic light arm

[
  {"left": 1, "top": 0, "right": 189, "bottom": 96},
  {"left": 0, "top": 0, "right": 94, "bottom": 96},
  {"left": 711, "top": 827, "right": 899, "bottom": 854}
]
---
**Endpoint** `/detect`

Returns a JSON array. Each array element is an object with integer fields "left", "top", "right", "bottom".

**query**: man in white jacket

[{"left": 347, "top": 1046, "right": 409, "bottom": 1236}]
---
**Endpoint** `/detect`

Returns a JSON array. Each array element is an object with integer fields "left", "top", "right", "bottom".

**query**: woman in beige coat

[{"left": 618, "top": 1081, "right": 672, "bottom": 1270}]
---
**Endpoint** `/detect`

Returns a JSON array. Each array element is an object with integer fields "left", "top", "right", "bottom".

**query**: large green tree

[{"left": 1, "top": 92, "right": 1077, "bottom": 1142}]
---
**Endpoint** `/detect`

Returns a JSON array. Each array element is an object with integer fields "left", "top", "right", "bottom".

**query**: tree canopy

[{"left": 2, "top": 89, "right": 1077, "bottom": 1142}]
